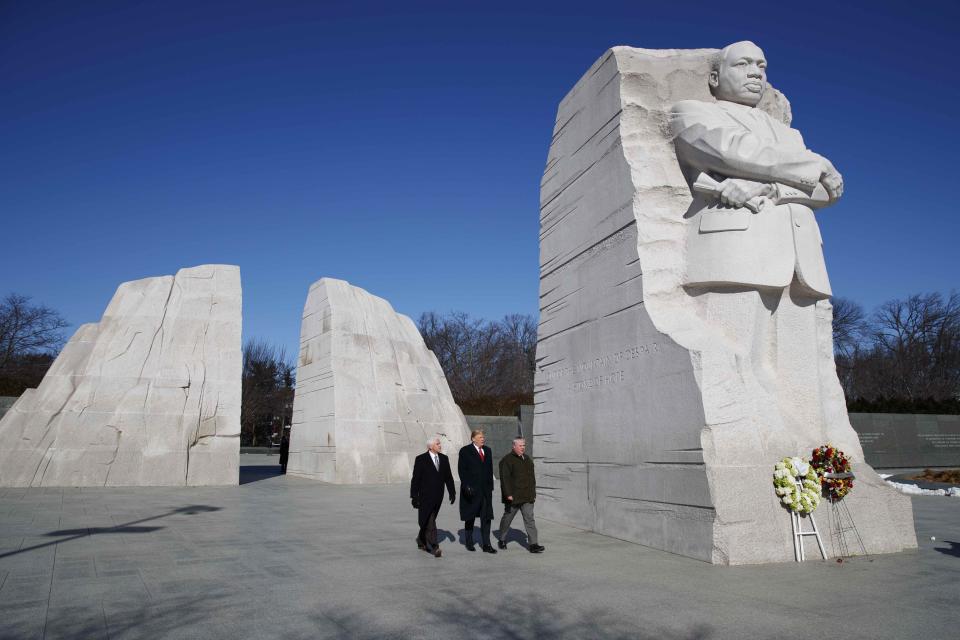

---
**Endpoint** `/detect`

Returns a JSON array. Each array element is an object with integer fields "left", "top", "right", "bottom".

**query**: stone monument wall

[
  {"left": 288, "top": 278, "right": 470, "bottom": 483},
  {"left": 534, "top": 47, "right": 916, "bottom": 563},
  {"left": 851, "top": 413, "right": 960, "bottom": 468},
  {"left": 0, "top": 265, "right": 241, "bottom": 487}
]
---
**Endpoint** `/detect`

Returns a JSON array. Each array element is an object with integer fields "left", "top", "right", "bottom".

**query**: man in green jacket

[{"left": 495, "top": 437, "right": 545, "bottom": 553}]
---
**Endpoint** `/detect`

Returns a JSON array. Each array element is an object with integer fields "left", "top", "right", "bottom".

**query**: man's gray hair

[
  {"left": 426, "top": 435, "right": 442, "bottom": 446},
  {"left": 513, "top": 437, "right": 526, "bottom": 445}
]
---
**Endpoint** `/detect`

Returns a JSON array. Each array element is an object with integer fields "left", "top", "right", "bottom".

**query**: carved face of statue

[{"left": 710, "top": 41, "right": 766, "bottom": 107}]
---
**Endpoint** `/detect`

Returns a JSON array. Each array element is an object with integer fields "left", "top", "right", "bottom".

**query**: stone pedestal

[
  {"left": 533, "top": 47, "right": 916, "bottom": 564},
  {"left": 0, "top": 265, "right": 241, "bottom": 487},
  {"left": 288, "top": 278, "right": 469, "bottom": 484}
]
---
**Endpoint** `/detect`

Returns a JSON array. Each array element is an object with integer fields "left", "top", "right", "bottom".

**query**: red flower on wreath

[{"left": 810, "top": 443, "right": 853, "bottom": 502}]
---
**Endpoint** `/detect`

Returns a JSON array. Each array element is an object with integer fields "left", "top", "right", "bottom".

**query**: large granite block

[
  {"left": 288, "top": 278, "right": 470, "bottom": 484},
  {"left": 0, "top": 265, "right": 241, "bottom": 487},
  {"left": 534, "top": 45, "right": 916, "bottom": 564}
]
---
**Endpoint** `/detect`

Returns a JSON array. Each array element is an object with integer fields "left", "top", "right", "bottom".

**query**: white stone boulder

[
  {"left": 288, "top": 278, "right": 470, "bottom": 484},
  {"left": 0, "top": 265, "right": 241, "bottom": 486},
  {"left": 533, "top": 46, "right": 916, "bottom": 564}
]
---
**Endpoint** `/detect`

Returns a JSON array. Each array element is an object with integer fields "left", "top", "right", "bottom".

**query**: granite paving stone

[{"left": 0, "top": 455, "right": 956, "bottom": 639}]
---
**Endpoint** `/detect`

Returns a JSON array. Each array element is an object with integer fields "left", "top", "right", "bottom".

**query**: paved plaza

[{"left": 1, "top": 454, "right": 958, "bottom": 640}]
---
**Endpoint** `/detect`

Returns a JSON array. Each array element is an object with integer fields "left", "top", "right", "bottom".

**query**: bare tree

[
  {"left": 0, "top": 294, "right": 69, "bottom": 369},
  {"left": 418, "top": 311, "right": 537, "bottom": 415},
  {"left": 241, "top": 338, "right": 296, "bottom": 446},
  {"left": 836, "top": 291, "right": 960, "bottom": 412},
  {"left": 831, "top": 297, "right": 867, "bottom": 360},
  {"left": 0, "top": 294, "right": 69, "bottom": 395},
  {"left": 831, "top": 297, "right": 867, "bottom": 398},
  {"left": 865, "top": 291, "right": 960, "bottom": 401}
]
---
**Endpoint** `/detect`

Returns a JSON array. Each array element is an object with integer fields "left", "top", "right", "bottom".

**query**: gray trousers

[{"left": 496, "top": 502, "right": 538, "bottom": 545}]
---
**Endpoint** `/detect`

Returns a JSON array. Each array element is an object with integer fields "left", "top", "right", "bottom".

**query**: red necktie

[{"left": 479, "top": 448, "right": 485, "bottom": 462}]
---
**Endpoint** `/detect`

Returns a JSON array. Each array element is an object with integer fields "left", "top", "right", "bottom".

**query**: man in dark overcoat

[
  {"left": 410, "top": 436, "right": 456, "bottom": 557},
  {"left": 457, "top": 429, "right": 496, "bottom": 553}
]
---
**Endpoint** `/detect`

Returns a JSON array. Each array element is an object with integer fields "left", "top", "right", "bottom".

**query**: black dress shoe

[
  {"left": 528, "top": 544, "right": 545, "bottom": 553},
  {"left": 465, "top": 543, "right": 476, "bottom": 552},
  {"left": 497, "top": 539, "right": 507, "bottom": 550},
  {"left": 433, "top": 547, "right": 442, "bottom": 558},
  {"left": 482, "top": 545, "right": 497, "bottom": 554},
  {"left": 416, "top": 538, "right": 425, "bottom": 550}
]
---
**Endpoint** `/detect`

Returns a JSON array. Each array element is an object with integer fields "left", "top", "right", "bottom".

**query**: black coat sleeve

[
  {"left": 443, "top": 458, "right": 455, "bottom": 498},
  {"left": 458, "top": 449, "right": 467, "bottom": 489},
  {"left": 484, "top": 447, "right": 494, "bottom": 487},
  {"left": 411, "top": 456, "right": 422, "bottom": 500}
]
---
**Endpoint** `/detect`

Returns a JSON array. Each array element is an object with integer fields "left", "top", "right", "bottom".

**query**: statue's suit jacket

[{"left": 671, "top": 99, "right": 832, "bottom": 298}]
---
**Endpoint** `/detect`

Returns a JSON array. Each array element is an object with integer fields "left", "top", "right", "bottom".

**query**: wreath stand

[
  {"left": 791, "top": 479, "right": 827, "bottom": 562},
  {"left": 823, "top": 472, "right": 867, "bottom": 558}
]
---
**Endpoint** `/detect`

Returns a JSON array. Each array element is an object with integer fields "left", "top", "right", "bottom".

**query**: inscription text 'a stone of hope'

[{"left": 540, "top": 344, "right": 660, "bottom": 391}]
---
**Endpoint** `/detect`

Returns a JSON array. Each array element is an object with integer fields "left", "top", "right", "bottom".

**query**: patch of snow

[{"left": 884, "top": 480, "right": 960, "bottom": 497}]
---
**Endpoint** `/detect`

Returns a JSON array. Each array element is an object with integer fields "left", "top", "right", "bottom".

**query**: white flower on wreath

[{"left": 772, "top": 456, "right": 821, "bottom": 515}]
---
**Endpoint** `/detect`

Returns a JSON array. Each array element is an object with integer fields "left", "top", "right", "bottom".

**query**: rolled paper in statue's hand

[{"left": 692, "top": 173, "right": 763, "bottom": 213}]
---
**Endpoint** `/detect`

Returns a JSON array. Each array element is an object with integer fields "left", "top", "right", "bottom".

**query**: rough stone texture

[
  {"left": 0, "top": 265, "right": 241, "bottom": 487},
  {"left": 288, "top": 278, "right": 469, "bottom": 484},
  {"left": 533, "top": 47, "right": 916, "bottom": 564}
]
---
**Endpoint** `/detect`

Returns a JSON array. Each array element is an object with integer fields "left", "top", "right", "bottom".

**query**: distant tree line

[
  {"left": 241, "top": 338, "right": 295, "bottom": 447},
  {"left": 418, "top": 312, "right": 536, "bottom": 416},
  {"left": 832, "top": 291, "right": 960, "bottom": 414},
  {"left": 0, "top": 294, "right": 68, "bottom": 396}
]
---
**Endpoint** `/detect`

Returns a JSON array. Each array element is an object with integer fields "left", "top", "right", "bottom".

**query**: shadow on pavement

[
  {"left": 455, "top": 526, "right": 530, "bottom": 548},
  {"left": 0, "top": 505, "right": 222, "bottom": 560},
  {"left": 240, "top": 464, "right": 285, "bottom": 484},
  {"left": 934, "top": 540, "right": 960, "bottom": 558},
  {"left": 436, "top": 529, "right": 456, "bottom": 543},
  {"left": 320, "top": 592, "right": 715, "bottom": 639}
]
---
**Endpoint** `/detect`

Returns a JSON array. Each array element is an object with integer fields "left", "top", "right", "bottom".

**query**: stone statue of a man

[
  {"left": 670, "top": 41, "right": 850, "bottom": 445},
  {"left": 671, "top": 40, "right": 844, "bottom": 295}
]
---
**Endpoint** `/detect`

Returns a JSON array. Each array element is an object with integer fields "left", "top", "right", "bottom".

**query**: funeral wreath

[
  {"left": 810, "top": 444, "right": 853, "bottom": 502},
  {"left": 773, "top": 457, "right": 821, "bottom": 514}
]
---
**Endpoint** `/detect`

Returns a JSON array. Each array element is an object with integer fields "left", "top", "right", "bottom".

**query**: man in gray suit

[{"left": 670, "top": 41, "right": 847, "bottom": 443}]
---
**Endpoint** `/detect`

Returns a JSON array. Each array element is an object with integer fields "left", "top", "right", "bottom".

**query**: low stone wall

[
  {"left": 240, "top": 447, "right": 276, "bottom": 455},
  {"left": 850, "top": 413, "right": 960, "bottom": 469},
  {"left": 0, "top": 397, "right": 15, "bottom": 422}
]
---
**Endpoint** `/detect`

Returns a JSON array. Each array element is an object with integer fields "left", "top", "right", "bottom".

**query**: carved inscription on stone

[
  {"left": 857, "top": 432, "right": 883, "bottom": 446},
  {"left": 572, "top": 370, "right": 625, "bottom": 392},
  {"left": 919, "top": 434, "right": 960, "bottom": 449},
  {"left": 541, "top": 343, "right": 660, "bottom": 383}
]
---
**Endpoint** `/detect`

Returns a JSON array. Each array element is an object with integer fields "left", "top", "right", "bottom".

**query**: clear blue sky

[{"left": 2, "top": 0, "right": 957, "bottom": 358}]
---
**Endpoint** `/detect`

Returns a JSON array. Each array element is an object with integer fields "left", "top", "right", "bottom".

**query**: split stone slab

[
  {"left": 288, "top": 278, "right": 469, "bottom": 483},
  {"left": 0, "top": 265, "right": 241, "bottom": 487}
]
